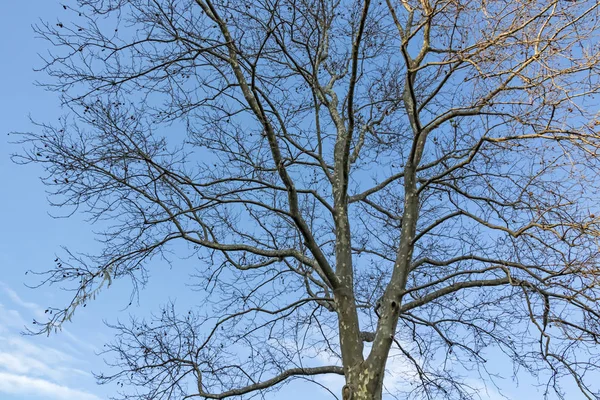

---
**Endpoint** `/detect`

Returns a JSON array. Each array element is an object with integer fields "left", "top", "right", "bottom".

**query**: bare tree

[{"left": 14, "top": 0, "right": 600, "bottom": 399}]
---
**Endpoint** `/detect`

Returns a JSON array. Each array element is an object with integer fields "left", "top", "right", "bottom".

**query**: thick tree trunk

[{"left": 343, "top": 365, "right": 385, "bottom": 400}]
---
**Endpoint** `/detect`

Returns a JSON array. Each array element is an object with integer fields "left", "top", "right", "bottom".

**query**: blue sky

[
  {"left": 0, "top": 2, "right": 591, "bottom": 400},
  {"left": 0, "top": 3, "right": 327, "bottom": 399},
  {"left": 1, "top": 3, "right": 118, "bottom": 398}
]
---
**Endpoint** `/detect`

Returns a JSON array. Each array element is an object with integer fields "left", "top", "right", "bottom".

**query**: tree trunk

[{"left": 343, "top": 365, "right": 385, "bottom": 400}]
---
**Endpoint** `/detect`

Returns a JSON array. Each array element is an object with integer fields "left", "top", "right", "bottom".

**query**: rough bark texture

[{"left": 15, "top": 0, "right": 600, "bottom": 399}]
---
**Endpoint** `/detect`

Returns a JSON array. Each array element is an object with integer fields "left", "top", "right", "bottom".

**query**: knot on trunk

[
  {"left": 359, "top": 331, "right": 375, "bottom": 342},
  {"left": 342, "top": 384, "right": 354, "bottom": 400}
]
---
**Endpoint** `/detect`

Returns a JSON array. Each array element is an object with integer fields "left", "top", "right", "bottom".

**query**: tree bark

[{"left": 343, "top": 363, "right": 386, "bottom": 400}]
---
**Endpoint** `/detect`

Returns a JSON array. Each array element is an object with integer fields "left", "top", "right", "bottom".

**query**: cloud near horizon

[
  {"left": 0, "top": 372, "right": 102, "bottom": 400},
  {"left": 0, "top": 282, "right": 104, "bottom": 400}
]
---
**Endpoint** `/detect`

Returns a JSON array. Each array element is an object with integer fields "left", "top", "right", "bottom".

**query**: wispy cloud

[
  {"left": 0, "top": 281, "right": 101, "bottom": 352},
  {"left": 0, "top": 303, "right": 27, "bottom": 332},
  {"left": 0, "top": 372, "right": 102, "bottom": 400},
  {"left": 0, "top": 281, "right": 104, "bottom": 400},
  {"left": 0, "top": 336, "right": 90, "bottom": 382},
  {"left": 0, "top": 281, "right": 44, "bottom": 318}
]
